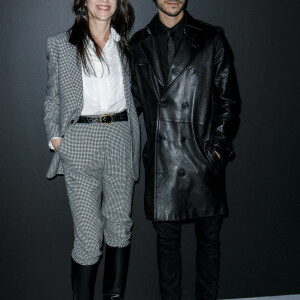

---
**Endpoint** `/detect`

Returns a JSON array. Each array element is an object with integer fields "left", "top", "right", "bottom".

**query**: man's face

[{"left": 155, "top": 0, "right": 186, "bottom": 17}]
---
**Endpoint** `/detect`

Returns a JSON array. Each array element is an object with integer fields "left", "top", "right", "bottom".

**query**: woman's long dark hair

[{"left": 69, "top": 0, "right": 135, "bottom": 75}]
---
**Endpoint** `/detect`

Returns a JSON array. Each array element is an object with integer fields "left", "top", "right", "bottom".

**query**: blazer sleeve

[
  {"left": 211, "top": 31, "right": 241, "bottom": 160},
  {"left": 43, "top": 37, "right": 60, "bottom": 144}
]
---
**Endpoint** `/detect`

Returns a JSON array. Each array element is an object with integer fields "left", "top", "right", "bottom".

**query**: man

[{"left": 131, "top": 0, "right": 241, "bottom": 299}]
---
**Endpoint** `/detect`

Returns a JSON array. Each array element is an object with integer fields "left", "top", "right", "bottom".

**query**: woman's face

[{"left": 86, "top": 0, "right": 118, "bottom": 22}]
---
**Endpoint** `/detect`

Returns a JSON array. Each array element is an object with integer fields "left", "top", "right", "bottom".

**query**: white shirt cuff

[{"left": 49, "top": 137, "right": 61, "bottom": 150}]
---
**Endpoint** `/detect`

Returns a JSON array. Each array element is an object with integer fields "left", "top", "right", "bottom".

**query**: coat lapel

[
  {"left": 140, "top": 12, "right": 205, "bottom": 98},
  {"left": 140, "top": 36, "right": 167, "bottom": 86},
  {"left": 162, "top": 30, "right": 199, "bottom": 96}
]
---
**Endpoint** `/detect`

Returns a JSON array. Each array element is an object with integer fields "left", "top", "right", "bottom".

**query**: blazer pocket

[
  {"left": 57, "top": 126, "right": 73, "bottom": 154},
  {"left": 57, "top": 138, "right": 65, "bottom": 153}
]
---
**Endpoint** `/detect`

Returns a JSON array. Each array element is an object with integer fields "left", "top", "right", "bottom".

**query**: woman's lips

[{"left": 96, "top": 5, "right": 110, "bottom": 11}]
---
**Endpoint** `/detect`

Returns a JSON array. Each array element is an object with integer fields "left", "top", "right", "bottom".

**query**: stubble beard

[{"left": 157, "top": 0, "right": 186, "bottom": 17}]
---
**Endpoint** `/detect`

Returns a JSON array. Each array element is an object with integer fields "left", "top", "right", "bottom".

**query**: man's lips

[
  {"left": 96, "top": 5, "right": 110, "bottom": 11},
  {"left": 166, "top": 2, "right": 180, "bottom": 7}
]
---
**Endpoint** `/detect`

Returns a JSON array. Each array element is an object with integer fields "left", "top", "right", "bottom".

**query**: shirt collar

[
  {"left": 156, "top": 13, "right": 187, "bottom": 37},
  {"left": 110, "top": 27, "right": 120, "bottom": 42}
]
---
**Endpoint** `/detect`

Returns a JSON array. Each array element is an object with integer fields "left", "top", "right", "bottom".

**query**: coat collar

[
  {"left": 140, "top": 11, "right": 203, "bottom": 97},
  {"left": 143, "top": 11, "right": 203, "bottom": 47}
]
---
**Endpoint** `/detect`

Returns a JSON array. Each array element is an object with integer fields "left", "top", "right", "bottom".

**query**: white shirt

[
  {"left": 49, "top": 28, "right": 126, "bottom": 150},
  {"left": 81, "top": 27, "right": 126, "bottom": 115}
]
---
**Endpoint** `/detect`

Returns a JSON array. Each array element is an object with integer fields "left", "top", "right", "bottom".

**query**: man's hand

[
  {"left": 214, "top": 151, "right": 221, "bottom": 159},
  {"left": 51, "top": 138, "right": 62, "bottom": 151}
]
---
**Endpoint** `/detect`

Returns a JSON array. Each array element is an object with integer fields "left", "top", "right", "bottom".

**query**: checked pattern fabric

[
  {"left": 59, "top": 121, "right": 134, "bottom": 265},
  {"left": 43, "top": 31, "right": 140, "bottom": 181}
]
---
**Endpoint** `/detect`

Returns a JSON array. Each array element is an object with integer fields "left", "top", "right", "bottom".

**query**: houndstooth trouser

[{"left": 58, "top": 120, "right": 134, "bottom": 265}]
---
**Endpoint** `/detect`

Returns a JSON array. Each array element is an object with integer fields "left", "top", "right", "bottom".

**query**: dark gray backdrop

[{"left": 0, "top": 0, "right": 299, "bottom": 299}]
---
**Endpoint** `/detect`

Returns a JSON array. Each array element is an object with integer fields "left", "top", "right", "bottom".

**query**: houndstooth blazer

[{"left": 44, "top": 31, "right": 140, "bottom": 180}]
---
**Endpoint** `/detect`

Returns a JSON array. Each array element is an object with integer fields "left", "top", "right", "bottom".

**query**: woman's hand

[{"left": 51, "top": 138, "right": 62, "bottom": 151}]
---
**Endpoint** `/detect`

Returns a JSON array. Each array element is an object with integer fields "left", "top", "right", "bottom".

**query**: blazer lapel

[
  {"left": 67, "top": 34, "right": 83, "bottom": 113},
  {"left": 117, "top": 46, "right": 132, "bottom": 113}
]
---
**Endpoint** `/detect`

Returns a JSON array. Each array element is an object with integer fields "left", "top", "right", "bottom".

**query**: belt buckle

[{"left": 100, "top": 114, "right": 113, "bottom": 124}]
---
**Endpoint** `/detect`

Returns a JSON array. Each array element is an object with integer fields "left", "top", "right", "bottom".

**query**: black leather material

[
  {"left": 71, "top": 258, "right": 99, "bottom": 300},
  {"left": 131, "top": 11, "right": 241, "bottom": 221},
  {"left": 103, "top": 245, "right": 131, "bottom": 300},
  {"left": 77, "top": 111, "right": 128, "bottom": 124}
]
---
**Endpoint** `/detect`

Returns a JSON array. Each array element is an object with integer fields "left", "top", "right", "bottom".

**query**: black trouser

[{"left": 153, "top": 215, "right": 224, "bottom": 300}]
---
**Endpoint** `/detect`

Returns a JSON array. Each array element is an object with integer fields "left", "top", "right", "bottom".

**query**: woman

[{"left": 43, "top": 0, "right": 140, "bottom": 299}]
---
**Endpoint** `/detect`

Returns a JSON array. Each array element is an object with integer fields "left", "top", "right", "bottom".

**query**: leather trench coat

[{"left": 131, "top": 12, "right": 241, "bottom": 221}]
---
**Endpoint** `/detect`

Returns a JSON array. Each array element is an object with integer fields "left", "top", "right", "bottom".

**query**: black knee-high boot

[
  {"left": 102, "top": 245, "right": 131, "bottom": 300},
  {"left": 71, "top": 258, "right": 100, "bottom": 300}
]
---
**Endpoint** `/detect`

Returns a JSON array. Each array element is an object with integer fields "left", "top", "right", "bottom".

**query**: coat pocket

[{"left": 201, "top": 141, "right": 224, "bottom": 173}]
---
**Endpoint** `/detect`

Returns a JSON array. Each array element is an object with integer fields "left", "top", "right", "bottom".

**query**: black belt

[{"left": 77, "top": 111, "right": 128, "bottom": 124}]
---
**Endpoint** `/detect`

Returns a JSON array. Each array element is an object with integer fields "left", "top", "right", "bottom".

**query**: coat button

[
  {"left": 181, "top": 137, "right": 186, "bottom": 143},
  {"left": 182, "top": 102, "right": 189, "bottom": 109},
  {"left": 61, "top": 135, "right": 65, "bottom": 138},
  {"left": 190, "top": 67, "right": 195, "bottom": 74},
  {"left": 159, "top": 101, "right": 167, "bottom": 107},
  {"left": 178, "top": 170, "right": 186, "bottom": 177},
  {"left": 70, "top": 120, "right": 74, "bottom": 124}
]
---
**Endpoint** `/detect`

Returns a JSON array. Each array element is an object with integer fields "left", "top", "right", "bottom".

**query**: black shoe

[
  {"left": 71, "top": 258, "right": 100, "bottom": 300},
  {"left": 103, "top": 245, "right": 131, "bottom": 300}
]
